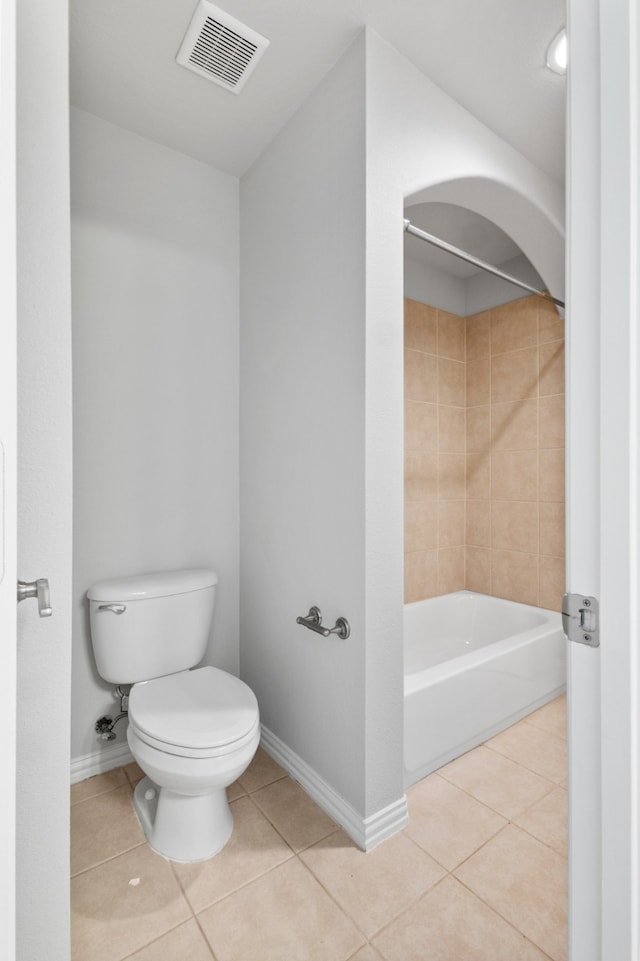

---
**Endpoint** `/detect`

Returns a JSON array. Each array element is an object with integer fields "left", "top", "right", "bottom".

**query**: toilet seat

[{"left": 129, "top": 665, "right": 259, "bottom": 759}]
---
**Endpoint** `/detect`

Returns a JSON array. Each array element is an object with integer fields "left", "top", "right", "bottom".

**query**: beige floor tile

[
  {"left": 487, "top": 718, "right": 567, "bottom": 783},
  {"left": 299, "top": 830, "right": 445, "bottom": 939},
  {"left": 514, "top": 786, "right": 567, "bottom": 857},
  {"left": 348, "top": 945, "right": 385, "bottom": 961},
  {"left": 172, "top": 796, "right": 294, "bottom": 913},
  {"left": 122, "top": 919, "right": 214, "bottom": 961},
  {"left": 525, "top": 696, "right": 567, "bottom": 739},
  {"left": 71, "top": 844, "right": 191, "bottom": 961},
  {"left": 124, "top": 762, "right": 145, "bottom": 787},
  {"left": 405, "top": 773, "right": 506, "bottom": 869},
  {"left": 197, "top": 857, "right": 365, "bottom": 961},
  {"left": 237, "top": 746, "right": 287, "bottom": 793},
  {"left": 226, "top": 778, "right": 247, "bottom": 801},
  {"left": 71, "top": 767, "right": 127, "bottom": 805},
  {"left": 252, "top": 776, "right": 339, "bottom": 852},
  {"left": 71, "top": 785, "right": 144, "bottom": 876},
  {"left": 439, "top": 745, "right": 555, "bottom": 819},
  {"left": 455, "top": 824, "right": 567, "bottom": 961},
  {"left": 373, "top": 875, "right": 549, "bottom": 961}
]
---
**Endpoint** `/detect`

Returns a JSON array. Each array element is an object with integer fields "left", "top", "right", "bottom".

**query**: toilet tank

[{"left": 87, "top": 569, "right": 218, "bottom": 684}]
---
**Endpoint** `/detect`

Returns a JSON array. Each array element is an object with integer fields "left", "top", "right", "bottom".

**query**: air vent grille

[{"left": 176, "top": 1, "right": 269, "bottom": 94}]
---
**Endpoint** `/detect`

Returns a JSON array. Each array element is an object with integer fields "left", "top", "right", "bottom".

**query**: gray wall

[
  {"left": 240, "top": 36, "right": 373, "bottom": 814},
  {"left": 70, "top": 109, "right": 240, "bottom": 762}
]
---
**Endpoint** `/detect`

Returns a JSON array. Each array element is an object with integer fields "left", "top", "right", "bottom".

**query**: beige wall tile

[
  {"left": 491, "top": 347, "right": 538, "bottom": 404},
  {"left": 405, "top": 450, "right": 438, "bottom": 501},
  {"left": 438, "top": 547, "right": 465, "bottom": 594},
  {"left": 538, "top": 555, "right": 566, "bottom": 612},
  {"left": 540, "top": 502, "right": 565, "bottom": 557},
  {"left": 539, "top": 448, "right": 565, "bottom": 502},
  {"left": 466, "top": 311, "right": 491, "bottom": 360},
  {"left": 466, "top": 500, "right": 490, "bottom": 548},
  {"left": 491, "top": 550, "right": 539, "bottom": 606},
  {"left": 466, "top": 451, "right": 490, "bottom": 500},
  {"left": 405, "top": 348, "right": 437, "bottom": 403},
  {"left": 438, "top": 501, "right": 465, "bottom": 548},
  {"left": 466, "top": 357, "right": 490, "bottom": 407},
  {"left": 438, "top": 405, "right": 465, "bottom": 452},
  {"left": 405, "top": 297, "right": 437, "bottom": 353},
  {"left": 492, "top": 501, "right": 539, "bottom": 554},
  {"left": 466, "top": 547, "right": 491, "bottom": 594},
  {"left": 539, "top": 341, "right": 565, "bottom": 396},
  {"left": 438, "top": 357, "right": 465, "bottom": 406},
  {"left": 405, "top": 550, "right": 438, "bottom": 603},
  {"left": 539, "top": 394, "right": 565, "bottom": 448},
  {"left": 491, "top": 399, "right": 538, "bottom": 450},
  {"left": 491, "top": 298, "right": 538, "bottom": 355},
  {"left": 491, "top": 450, "right": 538, "bottom": 501},
  {"left": 405, "top": 500, "right": 438, "bottom": 552},
  {"left": 405, "top": 401, "right": 437, "bottom": 452},
  {"left": 438, "top": 453, "right": 465, "bottom": 500},
  {"left": 466, "top": 405, "right": 490, "bottom": 452},
  {"left": 538, "top": 300, "right": 565, "bottom": 344},
  {"left": 437, "top": 310, "right": 466, "bottom": 361}
]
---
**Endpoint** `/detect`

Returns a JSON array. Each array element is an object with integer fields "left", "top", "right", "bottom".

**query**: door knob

[{"left": 17, "top": 578, "right": 52, "bottom": 617}]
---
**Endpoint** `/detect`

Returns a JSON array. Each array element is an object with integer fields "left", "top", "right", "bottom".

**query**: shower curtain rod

[{"left": 403, "top": 219, "right": 565, "bottom": 309}]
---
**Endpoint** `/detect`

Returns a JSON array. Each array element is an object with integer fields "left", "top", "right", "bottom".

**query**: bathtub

[{"left": 404, "top": 590, "right": 566, "bottom": 788}]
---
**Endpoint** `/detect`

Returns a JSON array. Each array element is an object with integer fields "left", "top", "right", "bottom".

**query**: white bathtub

[{"left": 404, "top": 590, "right": 566, "bottom": 788}]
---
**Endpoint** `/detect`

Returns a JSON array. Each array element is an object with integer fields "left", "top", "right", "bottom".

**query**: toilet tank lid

[{"left": 87, "top": 569, "right": 218, "bottom": 602}]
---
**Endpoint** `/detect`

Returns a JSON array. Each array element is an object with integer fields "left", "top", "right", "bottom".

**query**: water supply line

[{"left": 95, "top": 686, "right": 130, "bottom": 742}]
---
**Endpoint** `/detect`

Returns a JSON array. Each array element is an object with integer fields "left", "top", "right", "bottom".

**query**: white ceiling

[{"left": 70, "top": 0, "right": 566, "bottom": 182}]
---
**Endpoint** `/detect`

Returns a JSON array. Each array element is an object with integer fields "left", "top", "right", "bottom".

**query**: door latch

[
  {"left": 17, "top": 578, "right": 52, "bottom": 617},
  {"left": 561, "top": 593, "right": 599, "bottom": 647}
]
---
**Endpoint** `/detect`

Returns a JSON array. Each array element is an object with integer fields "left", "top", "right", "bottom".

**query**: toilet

[{"left": 87, "top": 569, "right": 260, "bottom": 862}]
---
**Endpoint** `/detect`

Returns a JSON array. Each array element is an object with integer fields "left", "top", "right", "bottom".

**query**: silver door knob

[{"left": 17, "top": 578, "right": 52, "bottom": 617}]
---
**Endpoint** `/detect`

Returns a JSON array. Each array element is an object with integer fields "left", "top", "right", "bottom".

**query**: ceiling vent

[{"left": 176, "top": 1, "right": 269, "bottom": 94}]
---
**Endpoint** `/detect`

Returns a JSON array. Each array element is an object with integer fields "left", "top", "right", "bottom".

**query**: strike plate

[{"left": 561, "top": 593, "right": 599, "bottom": 647}]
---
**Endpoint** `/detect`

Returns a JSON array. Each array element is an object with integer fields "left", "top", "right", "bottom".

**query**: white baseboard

[
  {"left": 260, "top": 725, "right": 408, "bottom": 852},
  {"left": 70, "top": 741, "right": 135, "bottom": 784}
]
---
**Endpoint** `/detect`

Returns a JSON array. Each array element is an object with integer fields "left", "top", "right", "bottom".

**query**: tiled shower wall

[{"left": 404, "top": 294, "right": 566, "bottom": 610}]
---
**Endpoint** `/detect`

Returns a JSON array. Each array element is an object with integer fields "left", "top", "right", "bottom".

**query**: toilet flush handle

[{"left": 97, "top": 604, "right": 127, "bottom": 615}]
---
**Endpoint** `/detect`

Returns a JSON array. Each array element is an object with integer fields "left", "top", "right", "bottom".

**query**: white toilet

[{"left": 87, "top": 568, "right": 260, "bottom": 862}]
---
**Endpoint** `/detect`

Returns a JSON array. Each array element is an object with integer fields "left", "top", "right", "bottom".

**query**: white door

[
  {"left": 11, "top": 0, "right": 73, "bottom": 958},
  {"left": 567, "top": 0, "right": 640, "bottom": 957},
  {"left": 0, "top": 0, "right": 17, "bottom": 956}
]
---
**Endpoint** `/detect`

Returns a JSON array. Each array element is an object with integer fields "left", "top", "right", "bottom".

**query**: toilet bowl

[
  {"left": 87, "top": 569, "right": 260, "bottom": 862},
  {"left": 127, "top": 665, "right": 260, "bottom": 861}
]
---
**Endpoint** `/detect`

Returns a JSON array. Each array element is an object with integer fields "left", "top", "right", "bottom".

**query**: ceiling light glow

[{"left": 546, "top": 28, "right": 567, "bottom": 74}]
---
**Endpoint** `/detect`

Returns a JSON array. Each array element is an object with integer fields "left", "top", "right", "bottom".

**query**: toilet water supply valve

[{"left": 95, "top": 686, "right": 130, "bottom": 741}]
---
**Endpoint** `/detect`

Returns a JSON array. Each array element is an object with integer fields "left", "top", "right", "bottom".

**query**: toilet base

[{"left": 133, "top": 776, "right": 234, "bottom": 862}]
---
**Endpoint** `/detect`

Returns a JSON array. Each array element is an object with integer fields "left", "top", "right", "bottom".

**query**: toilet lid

[{"left": 129, "top": 665, "right": 259, "bottom": 752}]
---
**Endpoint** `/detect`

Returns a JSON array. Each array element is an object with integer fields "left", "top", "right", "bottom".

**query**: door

[
  {"left": 12, "top": 0, "right": 73, "bottom": 959},
  {"left": 0, "top": 0, "right": 17, "bottom": 956},
  {"left": 567, "top": 0, "right": 640, "bottom": 957}
]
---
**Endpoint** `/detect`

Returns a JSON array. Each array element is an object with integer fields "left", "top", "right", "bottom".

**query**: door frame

[
  {"left": 567, "top": 0, "right": 640, "bottom": 957},
  {"left": 0, "top": 0, "right": 17, "bottom": 956}
]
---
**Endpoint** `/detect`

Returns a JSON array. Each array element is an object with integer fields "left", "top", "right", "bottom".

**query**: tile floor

[{"left": 71, "top": 696, "right": 567, "bottom": 961}]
